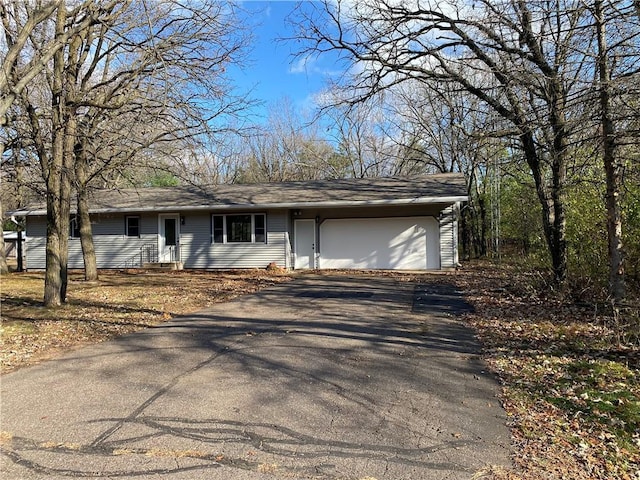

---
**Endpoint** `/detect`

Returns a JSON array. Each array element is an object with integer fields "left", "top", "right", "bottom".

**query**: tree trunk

[
  {"left": 0, "top": 202, "right": 8, "bottom": 275},
  {"left": 550, "top": 73, "right": 570, "bottom": 284},
  {"left": 44, "top": 126, "right": 65, "bottom": 305},
  {"left": 521, "top": 130, "right": 568, "bottom": 284},
  {"left": 460, "top": 205, "right": 472, "bottom": 261},
  {"left": 595, "top": 0, "right": 625, "bottom": 302},
  {"left": 477, "top": 195, "right": 488, "bottom": 258},
  {"left": 57, "top": 31, "right": 84, "bottom": 301},
  {"left": 77, "top": 191, "right": 97, "bottom": 280},
  {"left": 58, "top": 112, "right": 75, "bottom": 302},
  {"left": 44, "top": 205, "right": 63, "bottom": 306},
  {"left": 43, "top": 5, "right": 67, "bottom": 307},
  {"left": 75, "top": 141, "right": 98, "bottom": 281}
]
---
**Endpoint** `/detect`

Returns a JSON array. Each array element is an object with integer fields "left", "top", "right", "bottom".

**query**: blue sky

[{"left": 231, "top": 1, "right": 342, "bottom": 123}]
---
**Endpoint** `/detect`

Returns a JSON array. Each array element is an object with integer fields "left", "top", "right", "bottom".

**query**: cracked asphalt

[{"left": 0, "top": 275, "right": 511, "bottom": 479}]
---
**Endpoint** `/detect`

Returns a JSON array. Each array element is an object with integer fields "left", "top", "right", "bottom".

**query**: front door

[
  {"left": 159, "top": 214, "right": 180, "bottom": 262},
  {"left": 294, "top": 219, "right": 315, "bottom": 269}
]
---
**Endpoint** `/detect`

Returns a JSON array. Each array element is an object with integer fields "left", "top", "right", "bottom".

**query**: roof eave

[{"left": 11, "top": 195, "right": 469, "bottom": 216}]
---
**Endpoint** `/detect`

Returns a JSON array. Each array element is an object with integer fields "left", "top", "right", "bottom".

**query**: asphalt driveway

[{"left": 0, "top": 275, "right": 511, "bottom": 479}]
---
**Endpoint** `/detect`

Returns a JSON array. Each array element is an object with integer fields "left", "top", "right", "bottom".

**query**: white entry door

[
  {"left": 294, "top": 219, "right": 315, "bottom": 269},
  {"left": 159, "top": 214, "right": 180, "bottom": 262}
]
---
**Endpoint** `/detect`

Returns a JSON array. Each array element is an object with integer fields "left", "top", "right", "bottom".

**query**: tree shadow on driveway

[{"left": 0, "top": 275, "right": 511, "bottom": 480}]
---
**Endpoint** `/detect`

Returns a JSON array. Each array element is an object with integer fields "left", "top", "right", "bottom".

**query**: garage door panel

[{"left": 319, "top": 217, "right": 439, "bottom": 270}]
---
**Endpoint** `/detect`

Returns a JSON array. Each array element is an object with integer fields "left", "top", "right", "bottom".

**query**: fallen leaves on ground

[
  {"left": 453, "top": 261, "right": 639, "bottom": 480},
  {"left": 0, "top": 269, "right": 291, "bottom": 373}
]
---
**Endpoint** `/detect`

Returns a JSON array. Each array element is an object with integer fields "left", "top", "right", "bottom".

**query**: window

[
  {"left": 227, "top": 214, "right": 251, "bottom": 242},
  {"left": 212, "top": 214, "right": 266, "bottom": 244},
  {"left": 70, "top": 216, "right": 80, "bottom": 238},
  {"left": 254, "top": 214, "right": 265, "bottom": 243},
  {"left": 126, "top": 216, "right": 140, "bottom": 237},
  {"left": 164, "top": 218, "right": 176, "bottom": 246},
  {"left": 213, "top": 215, "right": 224, "bottom": 243}
]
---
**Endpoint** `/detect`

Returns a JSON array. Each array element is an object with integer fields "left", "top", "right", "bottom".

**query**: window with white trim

[{"left": 212, "top": 213, "right": 266, "bottom": 244}]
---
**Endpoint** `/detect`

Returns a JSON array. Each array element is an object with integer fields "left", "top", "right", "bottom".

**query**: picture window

[{"left": 211, "top": 214, "right": 266, "bottom": 244}]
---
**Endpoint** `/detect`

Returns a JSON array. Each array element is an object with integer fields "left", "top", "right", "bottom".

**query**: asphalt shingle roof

[{"left": 14, "top": 174, "right": 468, "bottom": 215}]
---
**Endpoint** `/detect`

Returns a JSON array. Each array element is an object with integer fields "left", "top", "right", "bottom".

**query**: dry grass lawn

[{"left": 0, "top": 269, "right": 291, "bottom": 373}]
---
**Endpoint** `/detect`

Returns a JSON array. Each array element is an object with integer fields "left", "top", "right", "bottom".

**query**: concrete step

[{"left": 142, "top": 262, "right": 184, "bottom": 270}]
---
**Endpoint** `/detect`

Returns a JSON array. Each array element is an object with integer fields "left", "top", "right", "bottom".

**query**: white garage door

[{"left": 319, "top": 217, "right": 440, "bottom": 270}]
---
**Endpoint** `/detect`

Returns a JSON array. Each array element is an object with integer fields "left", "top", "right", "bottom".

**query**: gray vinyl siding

[
  {"left": 24, "top": 217, "right": 47, "bottom": 270},
  {"left": 26, "top": 214, "right": 159, "bottom": 270},
  {"left": 25, "top": 211, "right": 287, "bottom": 270},
  {"left": 180, "top": 210, "right": 288, "bottom": 269},
  {"left": 24, "top": 205, "right": 458, "bottom": 271},
  {"left": 439, "top": 205, "right": 458, "bottom": 269},
  {"left": 88, "top": 213, "right": 158, "bottom": 268}
]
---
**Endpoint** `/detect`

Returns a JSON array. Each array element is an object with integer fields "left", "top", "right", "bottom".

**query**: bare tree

[
  {"left": 383, "top": 80, "right": 511, "bottom": 257},
  {"left": 68, "top": 0, "right": 249, "bottom": 280},
  {"left": 291, "top": 0, "right": 599, "bottom": 283},
  {"left": 5, "top": 1, "right": 131, "bottom": 303},
  {"left": 237, "top": 98, "right": 337, "bottom": 182},
  {"left": 321, "top": 97, "right": 398, "bottom": 178},
  {"left": 589, "top": 0, "right": 640, "bottom": 302},
  {"left": 4, "top": 0, "right": 250, "bottom": 303},
  {"left": 0, "top": 0, "right": 112, "bottom": 276},
  {"left": 1, "top": 1, "right": 63, "bottom": 130}
]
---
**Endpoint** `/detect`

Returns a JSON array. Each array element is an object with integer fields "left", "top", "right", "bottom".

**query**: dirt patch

[{"left": 0, "top": 269, "right": 292, "bottom": 373}]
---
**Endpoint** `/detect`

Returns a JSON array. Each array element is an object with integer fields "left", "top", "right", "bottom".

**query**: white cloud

[
  {"left": 289, "top": 54, "right": 315, "bottom": 74},
  {"left": 288, "top": 53, "right": 345, "bottom": 79}
]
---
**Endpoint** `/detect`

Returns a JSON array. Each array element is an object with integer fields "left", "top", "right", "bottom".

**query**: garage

[{"left": 319, "top": 217, "right": 441, "bottom": 270}]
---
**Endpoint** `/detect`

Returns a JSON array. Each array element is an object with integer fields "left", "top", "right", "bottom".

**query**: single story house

[{"left": 12, "top": 174, "right": 468, "bottom": 271}]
